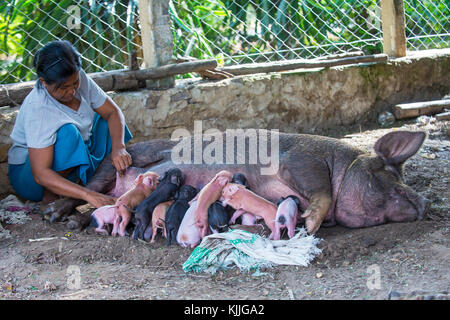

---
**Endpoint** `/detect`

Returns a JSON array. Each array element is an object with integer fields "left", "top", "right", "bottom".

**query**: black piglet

[{"left": 165, "top": 185, "right": 198, "bottom": 246}]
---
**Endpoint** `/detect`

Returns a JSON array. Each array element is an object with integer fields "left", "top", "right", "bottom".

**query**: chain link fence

[
  {"left": 404, "top": 0, "right": 450, "bottom": 51},
  {"left": 0, "top": 0, "right": 143, "bottom": 84},
  {"left": 1, "top": 0, "right": 449, "bottom": 84},
  {"left": 171, "top": 0, "right": 383, "bottom": 65}
]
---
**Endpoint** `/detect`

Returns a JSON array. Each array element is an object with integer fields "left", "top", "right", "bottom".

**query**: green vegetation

[{"left": 0, "top": 0, "right": 138, "bottom": 84}]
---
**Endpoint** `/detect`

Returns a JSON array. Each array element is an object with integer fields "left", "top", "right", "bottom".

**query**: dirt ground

[{"left": 0, "top": 117, "right": 449, "bottom": 301}]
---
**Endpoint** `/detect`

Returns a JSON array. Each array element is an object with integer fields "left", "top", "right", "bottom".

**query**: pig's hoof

[
  {"left": 303, "top": 209, "right": 326, "bottom": 235},
  {"left": 48, "top": 199, "right": 75, "bottom": 223},
  {"left": 305, "top": 216, "right": 322, "bottom": 235}
]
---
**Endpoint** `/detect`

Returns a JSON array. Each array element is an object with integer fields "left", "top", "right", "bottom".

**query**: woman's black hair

[{"left": 33, "top": 40, "right": 82, "bottom": 89}]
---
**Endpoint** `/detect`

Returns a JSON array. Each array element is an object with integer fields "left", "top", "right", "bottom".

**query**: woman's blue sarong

[{"left": 8, "top": 113, "right": 133, "bottom": 201}]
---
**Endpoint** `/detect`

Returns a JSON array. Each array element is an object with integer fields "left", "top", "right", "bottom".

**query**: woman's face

[{"left": 41, "top": 71, "right": 80, "bottom": 104}]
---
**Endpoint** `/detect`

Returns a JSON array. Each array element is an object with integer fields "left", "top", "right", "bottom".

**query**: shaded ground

[{"left": 0, "top": 118, "right": 449, "bottom": 300}]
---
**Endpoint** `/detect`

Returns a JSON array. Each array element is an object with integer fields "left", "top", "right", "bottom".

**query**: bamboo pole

[{"left": 218, "top": 54, "right": 388, "bottom": 76}]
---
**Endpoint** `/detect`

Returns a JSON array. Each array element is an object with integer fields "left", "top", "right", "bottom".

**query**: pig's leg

[
  {"left": 117, "top": 206, "right": 131, "bottom": 237},
  {"left": 126, "top": 140, "right": 174, "bottom": 168},
  {"left": 143, "top": 225, "right": 153, "bottom": 242},
  {"left": 94, "top": 220, "right": 108, "bottom": 235},
  {"left": 150, "top": 222, "right": 158, "bottom": 243},
  {"left": 271, "top": 225, "right": 281, "bottom": 240},
  {"left": 280, "top": 155, "right": 333, "bottom": 234},
  {"left": 111, "top": 207, "right": 120, "bottom": 236},
  {"left": 95, "top": 227, "right": 109, "bottom": 235},
  {"left": 241, "top": 212, "right": 257, "bottom": 225},
  {"left": 162, "top": 225, "right": 167, "bottom": 238},
  {"left": 48, "top": 157, "right": 116, "bottom": 223},
  {"left": 229, "top": 209, "right": 246, "bottom": 224},
  {"left": 300, "top": 192, "right": 332, "bottom": 234},
  {"left": 287, "top": 223, "right": 296, "bottom": 238},
  {"left": 112, "top": 216, "right": 120, "bottom": 236}
]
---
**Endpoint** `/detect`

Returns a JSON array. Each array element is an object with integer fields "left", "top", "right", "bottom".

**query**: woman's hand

[
  {"left": 111, "top": 146, "right": 132, "bottom": 173},
  {"left": 84, "top": 190, "right": 116, "bottom": 208}
]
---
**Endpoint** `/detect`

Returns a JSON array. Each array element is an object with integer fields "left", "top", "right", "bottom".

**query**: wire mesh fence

[
  {"left": 404, "top": 0, "right": 450, "bottom": 51},
  {"left": 170, "top": 0, "right": 383, "bottom": 66},
  {"left": 0, "top": 0, "right": 449, "bottom": 85},
  {"left": 0, "top": 0, "right": 143, "bottom": 84}
]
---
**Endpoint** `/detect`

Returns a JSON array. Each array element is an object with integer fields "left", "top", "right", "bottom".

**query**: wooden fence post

[
  {"left": 138, "top": 0, "right": 175, "bottom": 89},
  {"left": 380, "top": 0, "right": 407, "bottom": 57}
]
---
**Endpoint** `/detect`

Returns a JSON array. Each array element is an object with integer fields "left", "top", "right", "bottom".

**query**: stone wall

[
  {"left": 111, "top": 49, "right": 449, "bottom": 142},
  {"left": 0, "top": 49, "right": 449, "bottom": 195}
]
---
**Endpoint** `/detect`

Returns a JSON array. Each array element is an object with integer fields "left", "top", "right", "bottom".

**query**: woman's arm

[
  {"left": 94, "top": 97, "right": 132, "bottom": 173},
  {"left": 29, "top": 146, "right": 116, "bottom": 208}
]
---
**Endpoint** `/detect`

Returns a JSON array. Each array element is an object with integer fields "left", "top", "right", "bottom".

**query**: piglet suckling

[
  {"left": 177, "top": 200, "right": 201, "bottom": 248},
  {"left": 208, "top": 200, "right": 229, "bottom": 234},
  {"left": 166, "top": 185, "right": 198, "bottom": 245},
  {"left": 273, "top": 195, "right": 301, "bottom": 240},
  {"left": 133, "top": 168, "right": 184, "bottom": 240},
  {"left": 221, "top": 183, "right": 277, "bottom": 238},
  {"left": 227, "top": 172, "right": 257, "bottom": 226},
  {"left": 90, "top": 205, "right": 115, "bottom": 235},
  {"left": 112, "top": 171, "right": 160, "bottom": 237},
  {"left": 193, "top": 170, "right": 233, "bottom": 238},
  {"left": 150, "top": 200, "right": 174, "bottom": 243}
]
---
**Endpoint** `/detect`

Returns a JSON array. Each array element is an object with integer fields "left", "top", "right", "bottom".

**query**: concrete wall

[{"left": 1, "top": 49, "right": 449, "bottom": 195}]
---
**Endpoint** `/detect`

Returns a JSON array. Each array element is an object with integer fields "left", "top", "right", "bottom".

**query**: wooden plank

[
  {"left": 394, "top": 100, "right": 450, "bottom": 119},
  {"left": 0, "top": 81, "right": 35, "bottom": 107},
  {"left": 435, "top": 111, "right": 450, "bottom": 121},
  {"left": 137, "top": 0, "right": 156, "bottom": 69},
  {"left": 218, "top": 54, "right": 388, "bottom": 76},
  {"left": 0, "top": 59, "right": 217, "bottom": 107},
  {"left": 137, "top": 0, "right": 174, "bottom": 89}
]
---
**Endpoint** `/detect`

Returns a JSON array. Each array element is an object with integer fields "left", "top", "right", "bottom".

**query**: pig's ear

[
  {"left": 277, "top": 197, "right": 285, "bottom": 206},
  {"left": 217, "top": 176, "right": 230, "bottom": 187},
  {"left": 135, "top": 174, "right": 144, "bottom": 185},
  {"left": 291, "top": 195, "right": 301, "bottom": 209},
  {"left": 374, "top": 131, "right": 426, "bottom": 166},
  {"left": 158, "top": 171, "right": 167, "bottom": 182}
]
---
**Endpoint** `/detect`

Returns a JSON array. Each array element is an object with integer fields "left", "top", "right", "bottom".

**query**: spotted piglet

[{"left": 273, "top": 195, "right": 301, "bottom": 240}]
